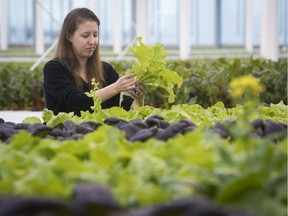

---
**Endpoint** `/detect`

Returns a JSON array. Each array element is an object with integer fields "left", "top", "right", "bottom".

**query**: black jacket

[{"left": 43, "top": 59, "right": 133, "bottom": 116}]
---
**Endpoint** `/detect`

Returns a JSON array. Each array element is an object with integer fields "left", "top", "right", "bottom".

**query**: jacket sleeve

[{"left": 43, "top": 60, "right": 93, "bottom": 115}]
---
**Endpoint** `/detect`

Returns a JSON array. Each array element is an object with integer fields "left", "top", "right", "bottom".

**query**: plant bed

[
  {"left": 0, "top": 102, "right": 287, "bottom": 216},
  {"left": 0, "top": 40, "right": 286, "bottom": 216}
]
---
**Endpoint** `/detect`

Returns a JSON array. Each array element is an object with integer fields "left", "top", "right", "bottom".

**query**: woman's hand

[
  {"left": 113, "top": 73, "right": 136, "bottom": 93},
  {"left": 95, "top": 73, "right": 136, "bottom": 102},
  {"left": 127, "top": 82, "right": 148, "bottom": 107}
]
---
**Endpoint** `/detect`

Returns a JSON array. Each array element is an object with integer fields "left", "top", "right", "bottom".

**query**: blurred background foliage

[{"left": 0, "top": 58, "right": 287, "bottom": 110}]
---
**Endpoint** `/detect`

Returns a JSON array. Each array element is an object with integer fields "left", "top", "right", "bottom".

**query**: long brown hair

[{"left": 55, "top": 7, "right": 104, "bottom": 88}]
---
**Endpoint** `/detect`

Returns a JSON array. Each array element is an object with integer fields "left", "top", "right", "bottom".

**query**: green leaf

[
  {"left": 22, "top": 116, "right": 42, "bottom": 124},
  {"left": 46, "top": 111, "right": 75, "bottom": 126},
  {"left": 215, "top": 171, "right": 265, "bottom": 203},
  {"left": 126, "top": 37, "right": 183, "bottom": 103},
  {"left": 10, "top": 130, "right": 40, "bottom": 152},
  {"left": 42, "top": 108, "right": 54, "bottom": 123},
  {"left": 14, "top": 166, "right": 70, "bottom": 197},
  {"left": 49, "top": 153, "right": 94, "bottom": 174}
]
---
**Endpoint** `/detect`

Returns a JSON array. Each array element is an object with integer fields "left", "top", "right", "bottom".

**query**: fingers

[
  {"left": 127, "top": 83, "right": 147, "bottom": 100},
  {"left": 136, "top": 82, "right": 148, "bottom": 95},
  {"left": 127, "top": 89, "right": 138, "bottom": 100},
  {"left": 117, "top": 75, "right": 148, "bottom": 101},
  {"left": 131, "top": 82, "right": 147, "bottom": 98},
  {"left": 120, "top": 74, "right": 135, "bottom": 85},
  {"left": 116, "top": 74, "right": 136, "bottom": 91}
]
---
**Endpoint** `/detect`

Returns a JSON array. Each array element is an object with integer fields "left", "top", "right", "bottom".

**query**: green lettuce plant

[{"left": 125, "top": 37, "right": 183, "bottom": 103}]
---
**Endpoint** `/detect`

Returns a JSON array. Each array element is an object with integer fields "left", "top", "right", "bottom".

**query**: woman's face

[{"left": 68, "top": 20, "right": 99, "bottom": 61}]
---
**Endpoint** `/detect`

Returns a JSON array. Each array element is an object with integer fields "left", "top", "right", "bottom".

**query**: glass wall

[
  {"left": 191, "top": 0, "right": 216, "bottom": 46},
  {"left": 149, "top": 0, "right": 179, "bottom": 45},
  {"left": 278, "top": 0, "right": 288, "bottom": 46},
  {"left": 42, "top": 0, "right": 70, "bottom": 44},
  {"left": 6, "top": 0, "right": 288, "bottom": 47},
  {"left": 8, "top": 0, "right": 34, "bottom": 45},
  {"left": 94, "top": 0, "right": 114, "bottom": 46},
  {"left": 122, "top": 0, "right": 134, "bottom": 44},
  {"left": 220, "top": 0, "right": 245, "bottom": 45}
]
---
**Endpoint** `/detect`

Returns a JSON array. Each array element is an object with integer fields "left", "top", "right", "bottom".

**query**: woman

[{"left": 43, "top": 7, "right": 147, "bottom": 116}]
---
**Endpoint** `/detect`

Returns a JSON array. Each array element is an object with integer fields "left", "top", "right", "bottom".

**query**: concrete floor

[{"left": 0, "top": 111, "right": 43, "bottom": 123}]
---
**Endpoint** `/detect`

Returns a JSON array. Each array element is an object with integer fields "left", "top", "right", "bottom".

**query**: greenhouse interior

[{"left": 0, "top": 0, "right": 287, "bottom": 216}]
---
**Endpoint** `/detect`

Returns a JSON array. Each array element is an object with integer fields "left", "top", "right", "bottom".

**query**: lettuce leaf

[{"left": 126, "top": 37, "right": 183, "bottom": 103}]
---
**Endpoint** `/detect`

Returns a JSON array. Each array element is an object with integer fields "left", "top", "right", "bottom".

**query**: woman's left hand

[{"left": 127, "top": 82, "right": 148, "bottom": 107}]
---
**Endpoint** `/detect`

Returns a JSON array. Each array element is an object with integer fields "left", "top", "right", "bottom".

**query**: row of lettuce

[
  {"left": 0, "top": 57, "right": 287, "bottom": 110},
  {"left": 0, "top": 101, "right": 287, "bottom": 216}
]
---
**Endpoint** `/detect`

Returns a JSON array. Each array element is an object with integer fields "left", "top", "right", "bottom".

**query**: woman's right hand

[
  {"left": 95, "top": 73, "right": 136, "bottom": 102},
  {"left": 113, "top": 73, "right": 136, "bottom": 93}
]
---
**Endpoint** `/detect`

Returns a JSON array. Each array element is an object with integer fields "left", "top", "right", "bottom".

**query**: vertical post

[
  {"left": 260, "top": 0, "right": 268, "bottom": 57},
  {"left": 179, "top": 0, "right": 191, "bottom": 60},
  {"left": 215, "top": 0, "right": 221, "bottom": 47},
  {"left": 260, "top": 0, "right": 278, "bottom": 61},
  {"left": 0, "top": 0, "right": 8, "bottom": 50},
  {"left": 136, "top": 0, "right": 148, "bottom": 42},
  {"left": 131, "top": 0, "right": 136, "bottom": 38},
  {"left": 113, "top": 0, "right": 122, "bottom": 54},
  {"left": 35, "top": 0, "right": 44, "bottom": 55},
  {"left": 68, "top": 0, "right": 73, "bottom": 10},
  {"left": 245, "top": 0, "right": 253, "bottom": 52}
]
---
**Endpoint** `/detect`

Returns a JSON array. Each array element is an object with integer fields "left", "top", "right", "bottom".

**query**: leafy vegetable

[
  {"left": 39, "top": 101, "right": 288, "bottom": 127},
  {"left": 22, "top": 116, "right": 42, "bottom": 124},
  {"left": 0, "top": 101, "right": 287, "bottom": 216},
  {"left": 42, "top": 108, "right": 75, "bottom": 127},
  {"left": 0, "top": 124, "right": 286, "bottom": 215},
  {"left": 85, "top": 78, "right": 102, "bottom": 114},
  {"left": 126, "top": 37, "right": 183, "bottom": 103}
]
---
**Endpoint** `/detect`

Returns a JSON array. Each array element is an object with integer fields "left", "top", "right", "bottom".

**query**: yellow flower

[{"left": 229, "top": 75, "right": 265, "bottom": 101}]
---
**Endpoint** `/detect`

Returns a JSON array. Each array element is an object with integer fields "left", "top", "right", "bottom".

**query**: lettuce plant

[{"left": 125, "top": 37, "right": 183, "bottom": 103}]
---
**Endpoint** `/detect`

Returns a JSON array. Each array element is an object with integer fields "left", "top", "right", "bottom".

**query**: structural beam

[
  {"left": 68, "top": 0, "right": 73, "bottom": 10},
  {"left": 136, "top": 0, "right": 148, "bottom": 42},
  {"left": 0, "top": 0, "right": 8, "bottom": 50},
  {"left": 179, "top": 0, "right": 191, "bottom": 60},
  {"left": 260, "top": 0, "right": 278, "bottom": 61},
  {"left": 215, "top": 0, "right": 222, "bottom": 47},
  {"left": 245, "top": 0, "right": 253, "bottom": 52},
  {"left": 113, "top": 0, "right": 122, "bottom": 54},
  {"left": 35, "top": 0, "right": 45, "bottom": 55}
]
